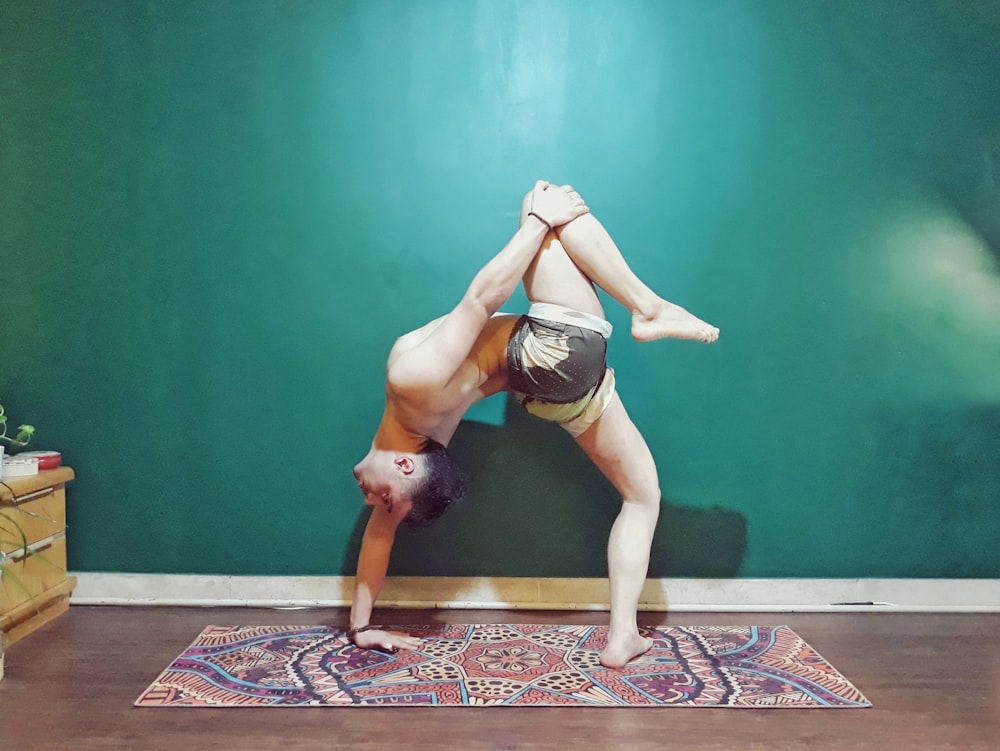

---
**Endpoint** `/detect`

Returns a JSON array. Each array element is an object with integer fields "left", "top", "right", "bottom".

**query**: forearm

[
  {"left": 350, "top": 512, "right": 398, "bottom": 629},
  {"left": 466, "top": 215, "right": 549, "bottom": 315}
]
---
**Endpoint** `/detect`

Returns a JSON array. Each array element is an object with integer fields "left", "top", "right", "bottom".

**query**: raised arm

[{"left": 388, "top": 182, "right": 589, "bottom": 393}]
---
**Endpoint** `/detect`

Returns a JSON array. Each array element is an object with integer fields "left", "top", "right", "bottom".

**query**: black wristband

[{"left": 528, "top": 211, "right": 552, "bottom": 232}]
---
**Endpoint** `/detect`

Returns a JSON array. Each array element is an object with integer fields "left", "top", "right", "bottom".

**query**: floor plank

[{"left": 2, "top": 607, "right": 998, "bottom": 750}]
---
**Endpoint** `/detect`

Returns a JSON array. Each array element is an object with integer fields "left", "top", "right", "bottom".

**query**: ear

[{"left": 394, "top": 456, "right": 416, "bottom": 475}]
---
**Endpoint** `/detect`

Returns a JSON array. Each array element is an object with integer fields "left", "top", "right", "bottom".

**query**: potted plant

[
  {"left": 0, "top": 398, "right": 35, "bottom": 458},
  {"left": 0, "top": 398, "right": 36, "bottom": 680}
]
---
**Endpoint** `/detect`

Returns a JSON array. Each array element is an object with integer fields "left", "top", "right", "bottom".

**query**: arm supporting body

[{"left": 350, "top": 506, "right": 399, "bottom": 631}]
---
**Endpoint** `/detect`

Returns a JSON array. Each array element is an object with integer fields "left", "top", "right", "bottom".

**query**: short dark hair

[{"left": 404, "top": 440, "right": 464, "bottom": 528}]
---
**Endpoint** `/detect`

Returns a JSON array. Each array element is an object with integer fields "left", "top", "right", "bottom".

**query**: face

[{"left": 352, "top": 450, "right": 418, "bottom": 520}]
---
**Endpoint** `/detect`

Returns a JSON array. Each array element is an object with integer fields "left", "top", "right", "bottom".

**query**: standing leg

[{"left": 574, "top": 396, "right": 662, "bottom": 668}]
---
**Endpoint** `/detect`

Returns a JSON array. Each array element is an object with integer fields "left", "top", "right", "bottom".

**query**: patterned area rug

[{"left": 135, "top": 624, "right": 871, "bottom": 708}]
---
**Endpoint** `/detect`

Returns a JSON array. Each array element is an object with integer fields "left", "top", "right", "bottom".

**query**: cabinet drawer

[
  {"left": 0, "top": 486, "right": 66, "bottom": 552},
  {"left": 0, "top": 537, "right": 69, "bottom": 613}
]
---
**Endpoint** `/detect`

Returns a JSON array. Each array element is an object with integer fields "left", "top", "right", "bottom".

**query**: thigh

[
  {"left": 574, "top": 393, "right": 661, "bottom": 502},
  {"left": 519, "top": 191, "right": 605, "bottom": 318}
]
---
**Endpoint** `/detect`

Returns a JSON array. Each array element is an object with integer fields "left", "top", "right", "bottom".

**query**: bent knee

[{"left": 622, "top": 489, "right": 662, "bottom": 512}]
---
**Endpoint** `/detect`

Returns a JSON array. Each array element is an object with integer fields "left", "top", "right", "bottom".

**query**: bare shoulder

[
  {"left": 384, "top": 315, "right": 457, "bottom": 397},
  {"left": 388, "top": 315, "right": 449, "bottom": 365},
  {"left": 387, "top": 309, "right": 517, "bottom": 398}
]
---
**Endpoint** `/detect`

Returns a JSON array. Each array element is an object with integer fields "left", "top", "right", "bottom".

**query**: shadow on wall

[{"left": 342, "top": 396, "right": 747, "bottom": 584}]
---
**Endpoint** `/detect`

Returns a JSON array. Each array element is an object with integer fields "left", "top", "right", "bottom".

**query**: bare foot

[
  {"left": 599, "top": 631, "right": 653, "bottom": 669},
  {"left": 632, "top": 300, "right": 720, "bottom": 343}
]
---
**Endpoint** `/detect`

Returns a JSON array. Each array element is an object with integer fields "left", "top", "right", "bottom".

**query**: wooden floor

[{"left": 1, "top": 606, "right": 998, "bottom": 750}]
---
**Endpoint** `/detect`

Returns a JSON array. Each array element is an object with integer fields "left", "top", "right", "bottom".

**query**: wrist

[
  {"left": 347, "top": 624, "right": 382, "bottom": 641},
  {"left": 527, "top": 211, "right": 552, "bottom": 233}
]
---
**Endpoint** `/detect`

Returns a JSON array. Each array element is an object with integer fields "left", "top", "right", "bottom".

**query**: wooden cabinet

[{"left": 0, "top": 467, "right": 76, "bottom": 645}]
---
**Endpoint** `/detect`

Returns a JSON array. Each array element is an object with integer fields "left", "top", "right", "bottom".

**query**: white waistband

[{"left": 527, "top": 302, "right": 613, "bottom": 338}]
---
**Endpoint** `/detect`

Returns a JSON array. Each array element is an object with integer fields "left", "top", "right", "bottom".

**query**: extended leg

[{"left": 524, "top": 190, "right": 719, "bottom": 343}]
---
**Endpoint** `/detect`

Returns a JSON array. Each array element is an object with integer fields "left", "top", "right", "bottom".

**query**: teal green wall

[{"left": 2, "top": 0, "right": 998, "bottom": 578}]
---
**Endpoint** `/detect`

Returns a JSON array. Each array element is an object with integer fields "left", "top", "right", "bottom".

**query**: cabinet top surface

[{"left": 0, "top": 467, "right": 75, "bottom": 501}]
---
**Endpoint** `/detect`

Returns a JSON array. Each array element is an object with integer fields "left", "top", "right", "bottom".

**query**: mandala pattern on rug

[{"left": 135, "top": 624, "right": 871, "bottom": 708}]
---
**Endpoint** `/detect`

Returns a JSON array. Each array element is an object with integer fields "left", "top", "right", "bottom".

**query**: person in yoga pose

[{"left": 349, "top": 181, "right": 719, "bottom": 668}]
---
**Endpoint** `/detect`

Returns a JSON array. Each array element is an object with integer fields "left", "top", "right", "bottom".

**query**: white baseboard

[{"left": 70, "top": 574, "right": 1000, "bottom": 613}]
